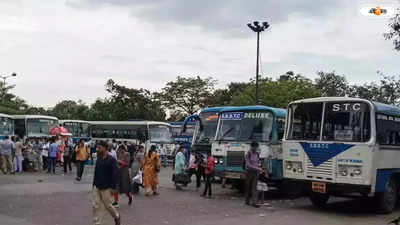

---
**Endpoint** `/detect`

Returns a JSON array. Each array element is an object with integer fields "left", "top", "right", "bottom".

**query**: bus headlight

[
  {"left": 338, "top": 165, "right": 348, "bottom": 176},
  {"left": 219, "top": 159, "right": 224, "bottom": 164},
  {"left": 286, "top": 162, "right": 293, "bottom": 170},
  {"left": 353, "top": 168, "right": 362, "bottom": 176},
  {"left": 214, "top": 159, "right": 219, "bottom": 164}
]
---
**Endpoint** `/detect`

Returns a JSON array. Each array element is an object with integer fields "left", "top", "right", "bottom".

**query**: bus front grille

[
  {"left": 227, "top": 151, "right": 245, "bottom": 167},
  {"left": 306, "top": 159, "right": 333, "bottom": 180}
]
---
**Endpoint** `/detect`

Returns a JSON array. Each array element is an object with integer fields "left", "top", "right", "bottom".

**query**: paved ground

[{"left": 0, "top": 166, "right": 399, "bottom": 225}]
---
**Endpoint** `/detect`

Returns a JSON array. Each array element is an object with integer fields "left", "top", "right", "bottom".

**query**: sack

[
  {"left": 132, "top": 171, "right": 143, "bottom": 184},
  {"left": 257, "top": 181, "right": 268, "bottom": 192},
  {"left": 173, "top": 173, "right": 191, "bottom": 185}
]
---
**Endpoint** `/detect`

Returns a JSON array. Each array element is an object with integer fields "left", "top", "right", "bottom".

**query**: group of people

[
  {"left": 173, "top": 144, "right": 215, "bottom": 198},
  {"left": 91, "top": 142, "right": 161, "bottom": 225},
  {"left": 0, "top": 135, "right": 91, "bottom": 180}
]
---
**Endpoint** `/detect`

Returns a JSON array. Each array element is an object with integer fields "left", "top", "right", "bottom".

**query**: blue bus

[
  {"left": 0, "top": 113, "right": 14, "bottom": 140},
  {"left": 211, "top": 105, "right": 286, "bottom": 187},
  {"left": 183, "top": 107, "right": 234, "bottom": 158}
]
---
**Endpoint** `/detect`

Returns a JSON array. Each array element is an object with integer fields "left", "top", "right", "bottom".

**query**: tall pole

[
  {"left": 247, "top": 21, "right": 269, "bottom": 105},
  {"left": 255, "top": 31, "right": 260, "bottom": 105}
]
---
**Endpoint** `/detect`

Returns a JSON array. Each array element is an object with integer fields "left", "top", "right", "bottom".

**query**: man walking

[
  {"left": 14, "top": 137, "right": 24, "bottom": 173},
  {"left": 245, "top": 142, "right": 262, "bottom": 208},
  {"left": 1, "top": 136, "right": 14, "bottom": 174},
  {"left": 32, "top": 138, "right": 43, "bottom": 172},
  {"left": 92, "top": 140, "right": 121, "bottom": 225}
]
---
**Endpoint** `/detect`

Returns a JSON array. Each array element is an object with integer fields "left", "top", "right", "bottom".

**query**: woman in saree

[{"left": 142, "top": 145, "right": 161, "bottom": 196}]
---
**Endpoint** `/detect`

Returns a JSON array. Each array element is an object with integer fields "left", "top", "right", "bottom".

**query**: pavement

[{"left": 0, "top": 165, "right": 399, "bottom": 225}]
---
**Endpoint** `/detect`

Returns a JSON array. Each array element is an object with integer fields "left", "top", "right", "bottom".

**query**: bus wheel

[
  {"left": 309, "top": 193, "right": 329, "bottom": 208},
  {"left": 376, "top": 178, "right": 397, "bottom": 214}
]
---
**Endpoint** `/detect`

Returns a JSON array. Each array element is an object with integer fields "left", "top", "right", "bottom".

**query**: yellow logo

[{"left": 369, "top": 6, "right": 387, "bottom": 16}]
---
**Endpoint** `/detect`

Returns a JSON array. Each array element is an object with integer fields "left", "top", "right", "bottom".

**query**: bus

[
  {"left": 283, "top": 97, "right": 400, "bottom": 213},
  {"left": 0, "top": 113, "right": 14, "bottom": 140},
  {"left": 211, "top": 106, "right": 286, "bottom": 188},
  {"left": 13, "top": 115, "right": 59, "bottom": 138},
  {"left": 183, "top": 107, "right": 233, "bottom": 157},
  {"left": 89, "top": 121, "right": 174, "bottom": 153},
  {"left": 60, "top": 120, "right": 90, "bottom": 143}
]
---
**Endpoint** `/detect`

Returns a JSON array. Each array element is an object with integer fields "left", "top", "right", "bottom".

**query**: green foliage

[
  {"left": 49, "top": 100, "right": 90, "bottom": 120},
  {"left": 315, "top": 71, "right": 349, "bottom": 97},
  {"left": 384, "top": 8, "right": 400, "bottom": 51},
  {"left": 158, "top": 76, "right": 217, "bottom": 115},
  {"left": 231, "top": 74, "right": 321, "bottom": 108}
]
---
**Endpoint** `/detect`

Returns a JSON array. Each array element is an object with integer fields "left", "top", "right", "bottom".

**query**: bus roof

[
  {"left": 219, "top": 105, "right": 286, "bottom": 118},
  {"left": 0, "top": 113, "right": 13, "bottom": 119},
  {"left": 60, "top": 120, "right": 90, "bottom": 124},
  {"left": 288, "top": 97, "right": 400, "bottom": 117},
  {"left": 89, "top": 121, "right": 171, "bottom": 126},
  {"left": 200, "top": 106, "right": 234, "bottom": 113},
  {"left": 12, "top": 115, "right": 59, "bottom": 120}
]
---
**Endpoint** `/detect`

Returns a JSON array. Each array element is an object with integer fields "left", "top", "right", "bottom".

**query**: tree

[
  {"left": 158, "top": 76, "right": 216, "bottom": 115},
  {"left": 50, "top": 100, "right": 90, "bottom": 120},
  {"left": 384, "top": 8, "right": 400, "bottom": 51},
  {"left": 0, "top": 81, "right": 28, "bottom": 114},
  {"left": 210, "top": 82, "right": 249, "bottom": 106},
  {"left": 100, "top": 79, "right": 165, "bottom": 121},
  {"left": 315, "top": 71, "right": 349, "bottom": 97},
  {"left": 231, "top": 78, "right": 321, "bottom": 108}
]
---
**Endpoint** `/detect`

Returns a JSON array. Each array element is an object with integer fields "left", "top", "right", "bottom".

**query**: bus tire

[
  {"left": 309, "top": 193, "right": 329, "bottom": 208},
  {"left": 376, "top": 178, "right": 397, "bottom": 214}
]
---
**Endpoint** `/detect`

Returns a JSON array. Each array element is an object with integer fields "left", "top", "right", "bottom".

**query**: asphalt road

[{"left": 0, "top": 165, "right": 399, "bottom": 225}]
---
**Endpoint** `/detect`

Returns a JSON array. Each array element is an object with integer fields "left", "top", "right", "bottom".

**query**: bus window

[
  {"left": 288, "top": 103, "right": 323, "bottom": 140},
  {"left": 377, "top": 114, "right": 400, "bottom": 145},
  {"left": 323, "top": 102, "right": 371, "bottom": 142}
]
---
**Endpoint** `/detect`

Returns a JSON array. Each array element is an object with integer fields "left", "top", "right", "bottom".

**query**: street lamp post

[
  {"left": 0, "top": 73, "right": 17, "bottom": 103},
  {"left": 247, "top": 21, "right": 269, "bottom": 104}
]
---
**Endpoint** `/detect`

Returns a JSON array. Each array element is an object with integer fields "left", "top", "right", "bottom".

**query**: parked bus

[
  {"left": 90, "top": 121, "right": 174, "bottom": 154},
  {"left": 283, "top": 97, "right": 400, "bottom": 213},
  {"left": 183, "top": 107, "right": 233, "bottom": 157},
  {"left": 0, "top": 113, "right": 14, "bottom": 140},
  {"left": 59, "top": 120, "right": 90, "bottom": 143},
  {"left": 211, "top": 106, "right": 286, "bottom": 188},
  {"left": 13, "top": 115, "right": 59, "bottom": 138}
]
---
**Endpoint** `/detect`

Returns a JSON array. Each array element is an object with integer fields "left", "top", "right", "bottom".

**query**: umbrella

[{"left": 49, "top": 126, "right": 72, "bottom": 136}]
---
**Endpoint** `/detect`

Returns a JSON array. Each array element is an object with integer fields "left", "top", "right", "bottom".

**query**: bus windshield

[
  {"left": 149, "top": 125, "right": 172, "bottom": 143},
  {"left": 287, "top": 102, "right": 371, "bottom": 142},
  {"left": 194, "top": 112, "right": 219, "bottom": 144},
  {"left": 27, "top": 118, "right": 58, "bottom": 137},
  {"left": 217, "top": 111, "right": 274, "bottom": 142},
  {"left": 0, "top": 117, "right": 13, "bottom": 136}
]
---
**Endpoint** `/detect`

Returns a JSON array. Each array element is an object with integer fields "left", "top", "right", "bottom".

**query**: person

[
  {"left": 32, "top": 138, "right": 43, "bottom": 172},
  {"left": 1, "top": 136, "right": 14, "bottom": 174},
  {"left": 48, "top": 137, "right": 58, "bottom": 174},
  {"left": 187, "top": 151, "right": 201, "bottom": 188},
  {"left": 92, "top": 140, "right": 121, "bottom": 225},
  {"left": 108, "top": 143, "right": 117, "bottom": 160},
  {"left": 14, "top": 137, "right": 24, "bottom": 173},
  {"left": 143, "top": 145, "right": 161, "bottom": 196},
  {"left": 131, "top": 145, "right": 144, "bottom": 177},
  {"left": 245, "top": 142, "right": 262, "bottom": 208},
  {"left": 113, "top": 145, "right": 133, "bottom": 208},
  {"left": 63, "top": 139, "right": 73, "bottom": 174},
  {"left": 173, "top": 146, "right": 186, "bottom": 190},
  {"left": 201, "top": 151, "right": 214, "bottom": 198},
  {"left": 75, "top": 139, "right": 89, "bottom": 181},
  {"left": 42, "top": 138, "right": 49, "bottom": 171}
]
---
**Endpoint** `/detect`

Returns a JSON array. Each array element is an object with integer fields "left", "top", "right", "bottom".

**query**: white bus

[
  {"left": 0, "top": 113, "right": 14, "bottom": 140},
  {"left": 283, "top": 97, "right": 400, "bottom": 213},
  {"left": 60, "top": 120, "right": 90, "bottom": 142},
  {"left": 89, "top": 121, "right": 174, "bottom": 153},
  {"left": 13, "top": 115, "right": 59, "bottom": 138}
]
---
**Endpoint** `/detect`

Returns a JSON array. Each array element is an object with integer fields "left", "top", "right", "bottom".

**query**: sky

[{"left": 0, "top": 0, "right": 399, "bottom": 107}]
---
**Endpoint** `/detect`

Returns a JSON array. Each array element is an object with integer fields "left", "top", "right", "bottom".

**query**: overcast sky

[{"left": 0, "top": 0, "right": 399, "bottom": 107}]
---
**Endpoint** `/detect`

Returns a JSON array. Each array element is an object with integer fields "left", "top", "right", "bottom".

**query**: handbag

[{"left": 173, "top": 173, "right": 191, "bottom": 184}]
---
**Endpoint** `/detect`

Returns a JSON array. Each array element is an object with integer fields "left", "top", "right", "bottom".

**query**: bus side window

[{"left": 377, "top": 114, "right": 400, "bottom": 146}]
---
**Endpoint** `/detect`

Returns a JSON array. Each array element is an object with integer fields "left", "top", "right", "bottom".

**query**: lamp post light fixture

[{"left": 247, "top": 21, "right": 269, "bottom": 104}]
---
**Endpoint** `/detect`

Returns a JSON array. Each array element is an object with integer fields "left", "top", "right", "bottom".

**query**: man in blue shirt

[
  {"left": 245, "top": 142, "right": 263, "bottom": 208},
  {"left": 48, "top": 137, "right": 58, "bottom": 174},
  {"left": 1, "top": 136, "right": 14, "bottom": 174}
]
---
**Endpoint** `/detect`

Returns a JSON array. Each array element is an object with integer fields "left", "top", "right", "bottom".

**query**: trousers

[{"left": 92, "top": 186, "right": 119, "bottom": 225}]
